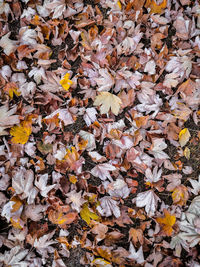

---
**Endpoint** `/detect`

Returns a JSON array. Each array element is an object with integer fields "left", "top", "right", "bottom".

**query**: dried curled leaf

[{"left": 94, "top": 92, "right": 122, "bottom": 115}]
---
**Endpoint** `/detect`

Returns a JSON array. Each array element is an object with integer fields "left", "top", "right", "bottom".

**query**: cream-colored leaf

[{"left": 94, "top": 92, "right": 122, "bottom": 115}]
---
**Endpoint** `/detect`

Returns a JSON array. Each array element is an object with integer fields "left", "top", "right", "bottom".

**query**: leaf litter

[{"left": 0, "top": 0, "right": 200, "bottom": 266}]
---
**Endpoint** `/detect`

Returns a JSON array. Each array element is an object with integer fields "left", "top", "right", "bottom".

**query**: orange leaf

[
  {"left": 172, "top": 185, "right": 189, "bottom": 206},
  {"left": 145, "top": 0, "right": 167, "bottom": 14},
  {"left": 156, "top": 209, "right": 176, "bottom": 236},
  {"left": 48, "top": 209, "right": 77, "bottom": 227}
]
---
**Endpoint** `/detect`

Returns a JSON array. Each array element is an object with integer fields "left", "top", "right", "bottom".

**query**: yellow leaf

[
  {"left": 69, "top": 175, "right": 77, "bottom": 184},
  {"left": 59, "top": 73, "right": 73, "bottom": 91},
  {"left": 117, "top": 0, "right": 122, "bottom": 10},
  {"left": 10, "top": 120, "right": 32, "bottom": 144},
  {"left": 156, "top": 209, "right": 176, "bottom": 236},
  {"left": 94, "top": 92, "right": 122, "bottom": 115},
  {"left": 184, "top": 147, "right": 190, "bottom": 159},
  {"left": 4, "top": 82, "right": 20, "bottom": 99},
  {"left": 179, "top": 128, "right": 191, "bottom": 147},
  {"left": 10, "top": 218, "right": 23, "bottom": 229},
  {"left": 92, "top": 258, "right": 112, "bottom": 267},
  {"left": 145, "top": 0, "right": 167, "bottom": 14},
  {"left": 80, "top": 203, "right": 99, "bottom": 225},
  {"left": 172, "top": 185, "right": 189, "bottom": 206},
  {"left": 11, "top": 196, "right": 23, "bottom": 212}
]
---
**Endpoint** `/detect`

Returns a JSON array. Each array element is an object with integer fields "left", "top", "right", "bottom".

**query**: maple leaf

[
  {"left": 34, "top": 230, "right": 57, "bottom": 257},
  {"left": 128, "top": 242, "right": 145, "bottom": 264},
  {"left": 145, "top": 166, "right": 162, "bottom": 184},
  {"left": 0, "top": 246, "right": 29, "bottom": 267},
  {"left": 179, "top": 128, "right": 191, "bottom": 147},
  {"left": 10, "top": 120, "right": 32, "bottom": 145},
  {"left": 80, "top": 203, "right": 100, "bottom": 225},
  {"left": 135, "top": 190, "right": 160, "bottom": 216},
  {"left": 94, "top": 92, "right": 122, "bottom": 115},
  {"left": 173, "top": 196, "right": 200, "bottom": 248},
  {"left": 129, "top": 228, "right": 144, "bottom": 246},
  {"left": 3, "top": 82, "right": 21, "bottom": 99},
  {"left": 107, "top": 179, "right": 130, "bottom": 199},
  {"left": 48, "top": 209, "right": 77, "bottom": 227},
  {"left": 79, "top": 130, "right": 96, "bottom": 151},
  {"left": 91, "top": 222, "right": 108, "bottom": 242},
  {"left": 35, "top": 173, "right": 56, "bottom": 197},
  {"left": 156, "top": 209, "right": 176, "bottom": 236},
  {"left": 59, "top": 73, "right": 73, "bottom": 91},
  {"left": 189, "top": 175, "right": 200, "bottom": 195},
  {"left": 0, "top": 32, "right": 17, "bottom": 55},
  {"left": 92, "top": 258, "right": 112, "bottom": 267},
  {"left": 97, "top": 196, "right": 121, "bottom": 218},
  {"left": 145, "top": 0, "right": 167, "bottom": 14},
  {"left": 66, "top": 190, "right": 86, "bottom": 212},
  {"left": 94, "top": 68, "right": 115, "bottom": 92},
  {"left": 12, "top": 168, "right": 38, "bottom": 204},
  {"left": 28, "top": 67, "right": 46, "bottom": 84},
  {"left": 0, "top": 105, "right": 19, "bottom": 135},
  {"left": 91, "top": 163, "right": 116, "bottom": 182},
  {"left": 172, "top": 185, "right": 189, "bottom": 206},
  {"left": 149, "top": 138, "right": 169, "bottom": 159}
]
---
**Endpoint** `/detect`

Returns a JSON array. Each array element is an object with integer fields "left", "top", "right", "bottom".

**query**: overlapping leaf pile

[{"left": 0, "top": 0, "right": 200, "bottom": 266}]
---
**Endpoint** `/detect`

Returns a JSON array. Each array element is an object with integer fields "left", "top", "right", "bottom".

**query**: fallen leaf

[
  {"left": 156, "top": 209, "right": 176, "bottom": 236},
  {"left": 80, "top": 203, "right": 99, "bottom": 225},
  {"left": 48, "top": 209, "right": 77, "bottom": 226},
  {"left": 10, "top": 120, "right": 32, "bottom": 145},
  {"left": 183, "top": 147, "right": 190, "bottom": 159},
  {"left": 129, "top": 228, "right": 144, "bottom": 246},
  {"left": 179, "top": 128, "right": 191, "bottom": 147},
  {"left": 128, "top": 242, "right": 145, "bottom": 264},
  {"left": 94, "top": 92, "right": 122, "bottom": 115},
  {"left": 97, "top": 196, "right": 121, "bottom": 218},
  {"left": 145, "top": 0, "right": 167, "bottom": 14},
  {"left": 92, "top": 258, "right": 112, "bottom": 267},
  {"left": 135, "top": 189, "right": 160, "bottom": 216},
  {"left": 4, "top": 82, "right": 20, "bottom": 99},
  {"left": 59, "top": 73, "right": 73, "bottom": 91},
  {"left": 172, "top": 185, "right": 189, "bottom": 206}
]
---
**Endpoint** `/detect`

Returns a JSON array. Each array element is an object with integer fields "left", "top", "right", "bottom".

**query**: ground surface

[{"left": 0, "top": 0, "right": 200, "bottom": 266}]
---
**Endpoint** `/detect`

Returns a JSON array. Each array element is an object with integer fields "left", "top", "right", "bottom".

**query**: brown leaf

[{"left": 129, "top": 228, "right": 144, "bottom": 246}]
